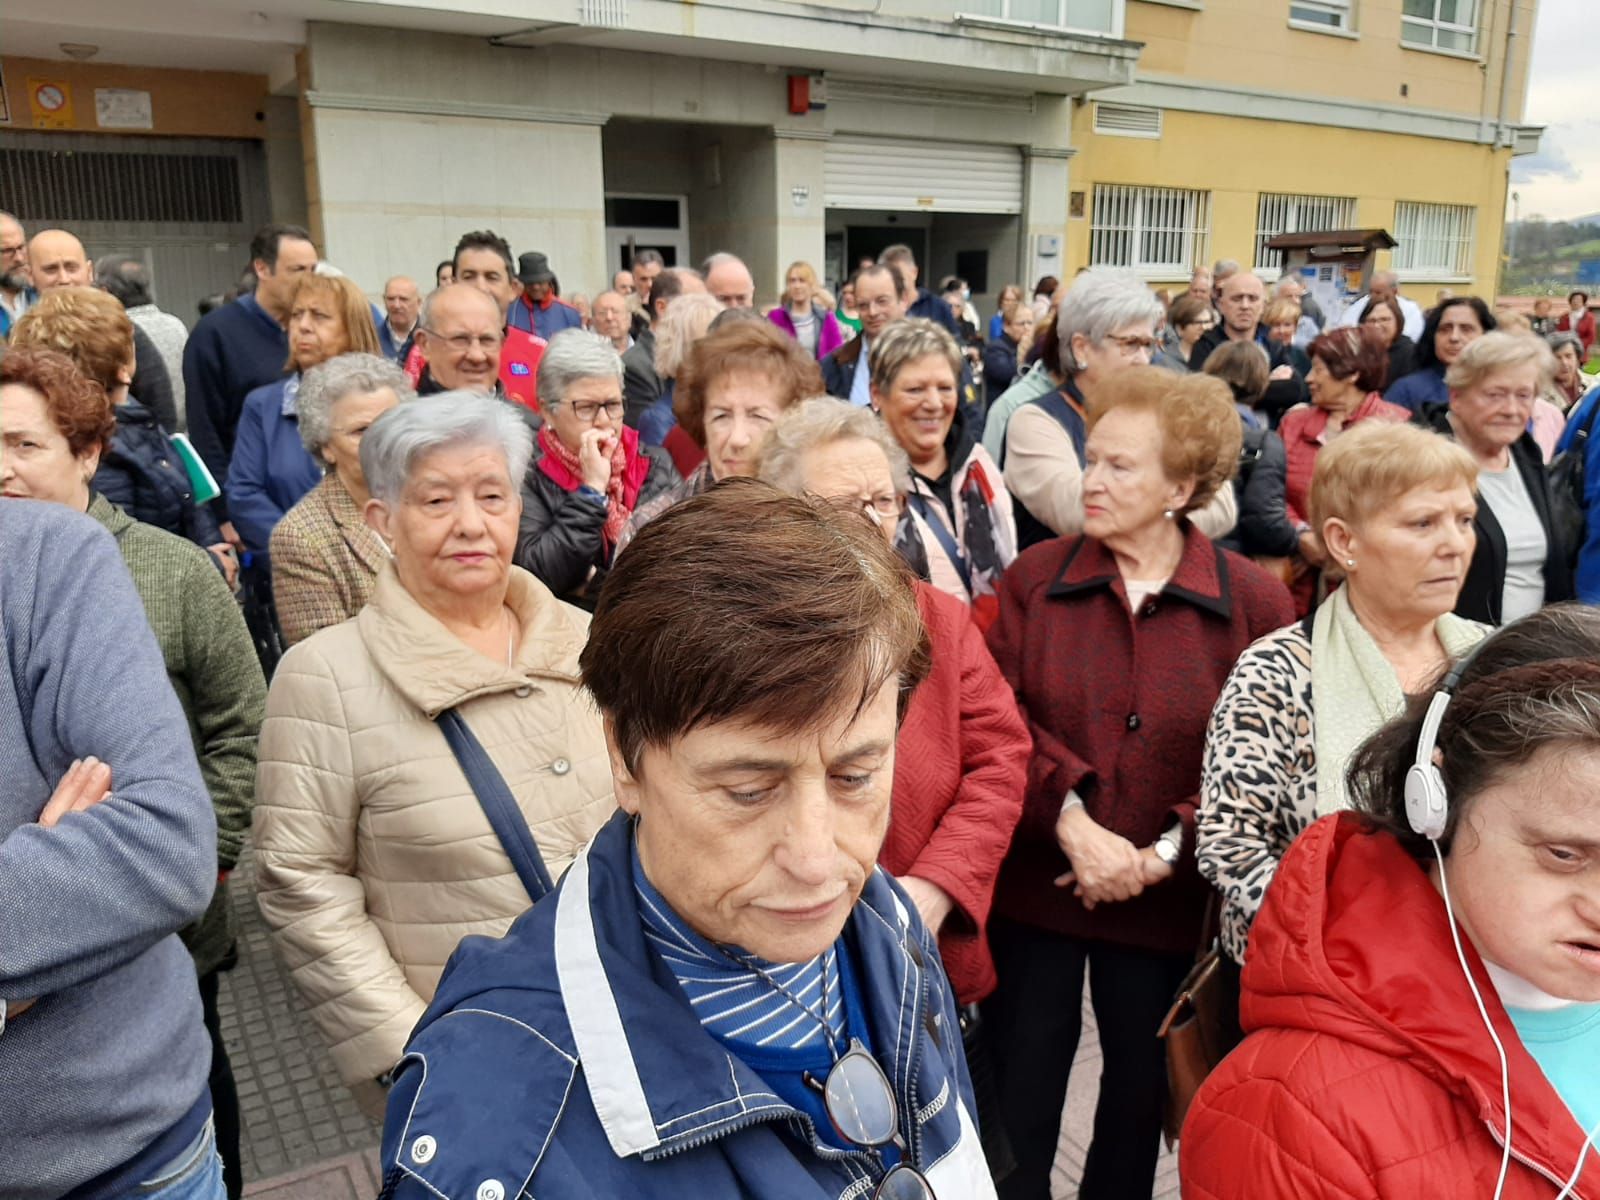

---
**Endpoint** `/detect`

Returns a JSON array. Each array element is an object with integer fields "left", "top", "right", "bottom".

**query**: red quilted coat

[
  {"left": 879, "top": 582, "right": 1029, "bottom": 1004},
  {"left": 1181, "top": 814, "right": 1600, "bottom": 1199}
]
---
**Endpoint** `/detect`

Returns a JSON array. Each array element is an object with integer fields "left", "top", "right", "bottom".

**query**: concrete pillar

[
  {"left": 302, "top": 98, "right": 607, "bottom": 297},
  {"left": 1022, "top": 146, "right": 1074, "bottom": 289},
  {"left": 771, "top": 129, "right": 830, "bottom": 301}
]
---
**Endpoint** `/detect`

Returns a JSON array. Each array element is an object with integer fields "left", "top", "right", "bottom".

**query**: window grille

[
  {"left": 1253, "top": 193, "right": 1358, "bottom": 273},
  {"left": 0, "top": 147, "right": 243, "bottom": 225},
  {"left": 1392, "top": 201, "right": 1476, "bottom": 277},
  {"left": 1089, "top": 184, "right": 1211, "bottom": 276}
]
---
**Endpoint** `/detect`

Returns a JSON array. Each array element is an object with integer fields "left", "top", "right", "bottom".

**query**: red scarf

[{"left": 536, "top": 424, "right": 651, "bottom": 552}]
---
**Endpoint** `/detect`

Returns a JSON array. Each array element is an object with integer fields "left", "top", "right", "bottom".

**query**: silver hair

[
  {"left": 868, "top": 318, "right": 962, "bottom": 394},
  {"left": 536, "top": 328, "right": 623, "bottom": 412},
  {"left": 700, "top": 251, "right": 748, "bottom": 276},
  {"left": 1055, "top": 268, "right": 1166, "bottom": 371},
  {"left": 360, "top": 391, "right": 534, "bottom": 505},
  {"left": 297, "top": 353, "right": 414, "bottom": 459},
  {"left": 757, "top": 397, "right": 912, "bottom": 497},
  {"left": 1548, "top": 330, "right": 1584, "bottom": 359}
]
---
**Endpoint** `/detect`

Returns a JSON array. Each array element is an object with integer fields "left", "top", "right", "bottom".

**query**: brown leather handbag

[{"left": 1156, "top": 895, "right": 1236, "bottom": 1148}]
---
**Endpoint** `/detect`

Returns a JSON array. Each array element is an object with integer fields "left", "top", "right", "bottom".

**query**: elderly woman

[
  {"left": 1198, "top": 424, "right": 1482, "bottom": 1014},
  {"left": 623, "top": 318, "right": 822, "bottom": 545},
  {"left": 1262, "top": 297, "right": 1312, "bottom": 376},
  {"left": 1357, "top": 294, "right": 1416, "bottom": 397},
  {"left": 982, "top": 367, "right": 1292, "bottom": 1200},
  {"left": 375, "top": 480, "right": 995, "bottom": 1200},
  {"left": 868, "top": 318, "right": 1016, "bottom": 625},
  {"left": 1549, "top": 330, "right": 1587, "bottom": 410},
  {"left": 514, "top": 329, "right": 679, "bottom": 608},
  {"left": 1184, "top": 604, "right": 1600, "bottom": 1199},
  {"left": 269, "top": 353, "right": 413, "bottom": 645},
  {"left": 637, "top": 291, "right": 723, "bottom": 448},
  {"left": 1385, "top": 295, "right": 1495, "bottom": 415},
  {"left": 982, "top": 299, "right": 1034, "bottom": 401},
  {"left": 0, "top": 346, "right": 267, "bottom": 1196},
  {"left": 254, "top": 393, "right": 616, "bottom": 1113},
  {"left": 1003, "top": 269, "right": 1238, "bottom": 550},
  {"left": 229, "top": 272, "right": 382, "bottom": 552},
  {"left": 1164, "top": 293, "right": 1216, "bottom": 370},
  {"left": 1424, "top": 331, "right": 1574, "bottom": 624},
  {"left": 767, "top": 260, "right": 845, "bottom": 362},
  {"left": 10, "top": 287, "right": 228, "bottom": 568},
  {"left": 757, "top": 398, "right": 1029, "bottom": 1003},
  {"left": 1279, "top": 326, "right": 1410, "bottom": 611}
]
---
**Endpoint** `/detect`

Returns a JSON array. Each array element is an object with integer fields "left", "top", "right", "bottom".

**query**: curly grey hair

[
  {"left": 1055, "top": 268, "right": 1166, "bottom": 374},
  {"left": 536, "top": 328, "right": 623, "bottom": 413},
  {"left": 296, "top": 352, "right": 414, "bottom": 460},
  {"left": 359, "top": 391, "right": 533, "bottom": 505},
  {"left": 757, "top": 397, "right": 912, "bottom": 497}
]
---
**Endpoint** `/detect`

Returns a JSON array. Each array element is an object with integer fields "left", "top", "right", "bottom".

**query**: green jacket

[{"left": 88, "top": 494, "right": 266, "bottom": 975}]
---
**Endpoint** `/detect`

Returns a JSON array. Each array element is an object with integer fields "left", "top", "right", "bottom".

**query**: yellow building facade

[{"left": 1065, "top": 0, "right": 1540, "bottom": 304}]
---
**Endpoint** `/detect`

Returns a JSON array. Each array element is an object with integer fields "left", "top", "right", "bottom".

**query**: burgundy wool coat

[
  {"left": 880, "top": 582, "right": 1030, "bottom": 1003},
  {"left": 985, "top": 525, "right": 1294, "bottom": 956}
]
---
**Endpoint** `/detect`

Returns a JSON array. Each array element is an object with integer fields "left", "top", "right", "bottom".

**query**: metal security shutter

[{"left": 825, "top": 136, "right": 1023, "bottom": 214}]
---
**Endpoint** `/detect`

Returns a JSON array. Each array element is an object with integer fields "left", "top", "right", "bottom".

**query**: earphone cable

[
  {"left": 1432, "top": 839, "right": 1514, "bottom": 1200},
  {"left": 1553, "top": 1112, "right": 1600, "bottom": 1200}
]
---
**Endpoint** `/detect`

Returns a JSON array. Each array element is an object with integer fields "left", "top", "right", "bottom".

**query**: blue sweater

[
  {"left": 0, "top": 500, "right": 216, "bottom": 1200},
  {"left": 227, "top": 376, "right": 323, "bottom": 553},
  {"left": 181, "top": 294, "right": 288, "bottom": 517},
  {"left": 1556, "top": 385, "right": 1600, "bottom": 603},
  {"left": 1385, "top": 363, "right": 1448, "bottom": 414}
]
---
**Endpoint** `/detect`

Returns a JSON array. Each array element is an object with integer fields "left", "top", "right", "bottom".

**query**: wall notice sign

[
  {"left": 95, "top": 88, "right": 153, "bottom": 130},
  {"left": 28, "top": 78, "right": 74, "bottom": 128}
]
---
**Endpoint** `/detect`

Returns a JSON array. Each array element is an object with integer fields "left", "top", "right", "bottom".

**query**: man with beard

[{"left": 0, "top": 211, "right": 36, "bottom": 339}]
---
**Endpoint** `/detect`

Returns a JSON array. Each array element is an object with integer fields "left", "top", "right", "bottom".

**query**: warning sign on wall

[{"left": 28, "top": 78, "right": 74, "bottom": 129}]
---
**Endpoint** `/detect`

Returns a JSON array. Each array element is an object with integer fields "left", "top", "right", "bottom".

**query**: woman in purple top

[{"left": 767, "top": 261, "right": 845, "bottom": 362}]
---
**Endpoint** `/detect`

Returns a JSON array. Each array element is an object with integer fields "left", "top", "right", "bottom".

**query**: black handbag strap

[{"left": 436, "top": 709, "right": 555, "bottom": 903}]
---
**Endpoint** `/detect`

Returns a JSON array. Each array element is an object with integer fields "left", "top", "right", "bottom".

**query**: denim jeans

[{"left": 134, "top": 1117, "right": 226, "bottom": 1200}]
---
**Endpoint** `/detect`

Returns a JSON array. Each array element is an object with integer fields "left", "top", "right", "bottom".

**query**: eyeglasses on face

[
  {"left": 1106, "top": 334, "right": 1159, "bottom": 354},
  {"left": 805, "top": 1039, "right": 938, "bottom": 1200},
  {"left": 571, "top": 400, "right": 625, "bottom": 423},
  {"left": 423, "top": 328, "right": 501, "bottom": 354}
]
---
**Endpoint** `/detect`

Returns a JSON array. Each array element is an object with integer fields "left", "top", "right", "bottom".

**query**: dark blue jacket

[
  {"left": 1385, "top": 363, "right": 1448, "bottom": 415},
  {"left": 378, "top": 811, "right": 996, "bottom": 1200},
  {"left": 1556, "top": 385, "right": 1600, "bottom": 603},
  {"left": 509, "top": 294, "right": 584, "bottom": 342},
  {"left": 93, "top": 399, "right": 223, "bottom": 550},
  {"left": 181, "top": 294, "right": 288, "bottom": 518},
  {"left": 907, "top": 287, "right": 962, "bottom": 338},
  {"left": 226, "top": 377, "right": 321, "bottom": 553},
  {"left": 637, "top": 380, "right": 677, "bottom": 447}
]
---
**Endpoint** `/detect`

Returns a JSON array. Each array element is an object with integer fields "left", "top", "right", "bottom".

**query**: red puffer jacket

[
  {"left": 879, "top": 582, "right": 1028, "bottom": 1003},
  {"left": 1181, "top": 814, "right": 1600, "bottom": 1199}
]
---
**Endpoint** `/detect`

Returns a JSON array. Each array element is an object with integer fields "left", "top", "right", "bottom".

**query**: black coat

[
  {"left": 1187, "top": 326, "right": 1308, "bottom": 425},
  {"left": 92, "top": 399, "right": 223, "bottom": 549},
  {"left": 129, "top": 324, "right": 179, "bottom": 434},
  {"left": 622, "top": 330, "right": 662, "bottom": 429},
  {"left": 1226, "top": 425, "right": 1299, "bottom": 559},
  {"left": 514, "top": 441, "right": 680, "bottom": 609},
  {"left": 1380, "top": 335, "right": 1417, "bottom": 396},
  {"left": 1424, "top": 408, "right": 1575, "bottom": 625},
  {"left": 982, "top": 337, "right": 1021, "bottom": 400}
]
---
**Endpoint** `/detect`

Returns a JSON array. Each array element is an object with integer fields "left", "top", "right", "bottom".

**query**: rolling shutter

[{"left": 824, "top": 135, "right": 1023, "bottom": 214}]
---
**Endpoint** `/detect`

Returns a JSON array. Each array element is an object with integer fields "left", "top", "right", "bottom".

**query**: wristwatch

[{"left": 1152, "top": 834, "right": 1180, "bottom": 866}]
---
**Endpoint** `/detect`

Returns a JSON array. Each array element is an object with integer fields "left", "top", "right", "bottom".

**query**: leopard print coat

[{"left": 1197, "top": 623, "right": 1316, "bottom": 964}]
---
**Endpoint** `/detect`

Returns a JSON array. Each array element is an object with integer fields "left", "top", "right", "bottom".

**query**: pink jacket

[{"left": 768, "top": 304, "right": 846, "bottom": 361}]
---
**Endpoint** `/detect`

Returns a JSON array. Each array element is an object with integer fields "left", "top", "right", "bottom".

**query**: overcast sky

[{"left": 1511, "top": 0, "right": 1598, "bottom": 222}]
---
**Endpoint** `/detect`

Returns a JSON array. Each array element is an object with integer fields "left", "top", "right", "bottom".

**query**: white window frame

[
  {"left": 1253, "top": 192, "right": 1358, "bottom": 278},
  {"left": 953, "top": 0, "right": 1124, "bottom": 38},
  {"left": 1392, "top": 200, "right": 1476, "bottom": 281},
  {"left": 1289, "top": 0, "right": 1356, "bottom": 35},
  {"left": 1089, "top": 184, "right": 1212, "bottom": 279},
  {"left": 1400, "top": 0, "right": 1478, "bottom": 55}
]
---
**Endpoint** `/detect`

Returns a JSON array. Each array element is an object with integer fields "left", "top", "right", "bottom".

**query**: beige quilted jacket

[{"left": 253, "top": 561, "right": 615, "bottom": 1087}]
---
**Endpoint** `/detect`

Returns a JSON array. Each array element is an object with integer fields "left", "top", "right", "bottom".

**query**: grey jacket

[{"left": 0, "top": 500, "right": 216, "bottom": 1199}]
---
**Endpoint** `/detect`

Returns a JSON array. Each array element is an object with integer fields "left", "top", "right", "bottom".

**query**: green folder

[{"left": 169, "top": 433, "right": 221, "bottom": 505}]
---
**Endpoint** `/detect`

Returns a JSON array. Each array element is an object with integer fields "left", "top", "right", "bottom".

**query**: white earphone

[{"left": 1407, "top": 646, "right": 1599, "bottom": 1199}]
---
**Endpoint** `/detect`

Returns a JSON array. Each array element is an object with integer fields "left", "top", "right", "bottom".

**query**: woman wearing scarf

[
  {"left": 515, "top": 329, "right": 679, "bottom": 608},
  {"left": 1197, "top": 422, "right": 1485, "bottom": 1039}
]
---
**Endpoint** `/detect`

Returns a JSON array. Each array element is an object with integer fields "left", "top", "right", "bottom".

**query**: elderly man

[
  {"left": 96, "top": 253, "right": 191, "bottom": 427},
  {"left": 592, "top": 289, "right": 633, "bottom": 355},
  {"left": 377, "top": 480, "right": 991, "bottom": 1200},
  {"left": 380, "top": 275, "right": 421, "bottom": 361},
  {"left": 413, "top": 283, "right": 541, "bottom": 435},
  {"left": 0, "top": 210, "right": 34, "bottom": 338},
  {"left": 184, "top": 223, "right": 318, "bottom": 530},
  {"left": 1186, "top": 266, "right": 1212, "bottom": 304},
  {"left": 1188, "top": 269, "right": 1308, "bottom": 420},
  {"left": 702, "top": 252, "right": 755, "bottom": 310},
  {"left": 1211, "top": 258, "right": 1242, "bottom": 302},
  {"left": 510, "top": 251, "right": 584, "bottom": 341},
  {"left": 1337, "top": 269, "right": 1425, "bottom": 341},
  {"left": 29, "top": 229, "right": 178, "bottom": 433},
  {"left": 613, "top": 269, "right": 636, "bottom": 298},
  {"left": 449, "top": 229, "right": 546, "bottom": 408},
  {"left": 879, "top": 243, "right": 961, "bottom": 338},
  {"left": 623, "top": 267, "right": 706, "bottom": 426},
  {"left": 821, "top": 262, "right": 906, "bottom": 406}
]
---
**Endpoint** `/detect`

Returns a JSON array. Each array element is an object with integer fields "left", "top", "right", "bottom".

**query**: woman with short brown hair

[{"left": 983, "top": 366, "right": 1292, "bottom": 1200}]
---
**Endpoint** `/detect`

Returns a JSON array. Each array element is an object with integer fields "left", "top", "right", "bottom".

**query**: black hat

[{"left": 517, "top": 251, "right": 555, "bottom": 285}]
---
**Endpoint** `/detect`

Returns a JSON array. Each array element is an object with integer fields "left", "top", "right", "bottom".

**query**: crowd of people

[{"left": 2, "top": 202, "right": 1598, "bottom": 1200}]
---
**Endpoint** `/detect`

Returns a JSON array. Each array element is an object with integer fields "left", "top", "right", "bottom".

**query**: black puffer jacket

[
  {"left": 1225, "top": 425, "right": 1300, "bottom": 559},
  {"left": 92, "top": 399, "right": 223, "bottom": 549},
  {"left": 514, "top": 439, "right": 680, "bottom": 609}
]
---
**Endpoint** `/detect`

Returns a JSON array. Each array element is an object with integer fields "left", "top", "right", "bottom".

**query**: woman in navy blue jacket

[{"left": 229, "top": 273, "right": 380, "bottom": 553}]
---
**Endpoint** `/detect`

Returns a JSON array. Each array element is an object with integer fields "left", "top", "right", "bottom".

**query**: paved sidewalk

[{"left": 221, "top": 849, "right": 1176, "bottom": 1198}]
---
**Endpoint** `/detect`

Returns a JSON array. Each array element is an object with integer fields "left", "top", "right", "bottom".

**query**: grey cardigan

[{"left": 0, "top": 500, "right": 216, "bottom": 1199}]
